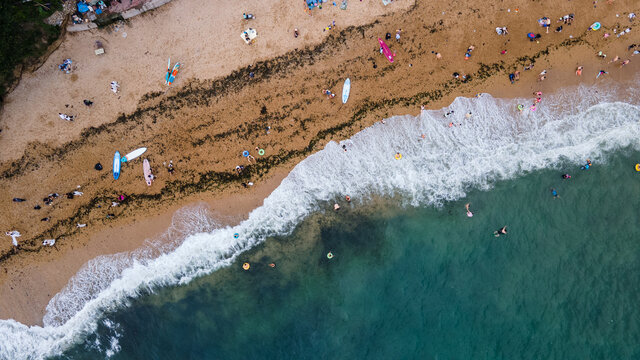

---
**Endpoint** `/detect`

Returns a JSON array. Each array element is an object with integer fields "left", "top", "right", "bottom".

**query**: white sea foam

[
  {"left": 43, "top": 204, "right": 221, "bottom": 327},
  {"left": 1, "top": 82, "right": 639, "bottom": 359}
]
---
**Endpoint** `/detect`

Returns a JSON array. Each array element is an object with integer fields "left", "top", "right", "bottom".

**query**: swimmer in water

[
  {"left": 465, "top": 203, "right": 473, "bottom": 217},
  {"left": 494, "top": 226, "right": 507, "bottom": 237},
  {"left": 581, "top": 159, "right": 592, "bottom": 170},
  {"left": 562, "top": 173, "right": 571, "bottom": 179},
  {"left": 551, "top": 188, "right": 559, "bottom": 198}
]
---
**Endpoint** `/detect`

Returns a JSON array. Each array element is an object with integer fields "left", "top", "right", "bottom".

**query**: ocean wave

[
  {"left": 43, "top": 204, "right": 222, "bottom": 327},
  {"left": 1, "top": 82, "right": 640, "bottom": 359}
]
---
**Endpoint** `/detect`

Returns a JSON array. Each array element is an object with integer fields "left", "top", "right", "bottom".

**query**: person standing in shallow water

[
  {"left": 465, "top": 203, "right": 473, "bottom": 217},
  {"left": 494, "top": 226, "right": 507, "bottom": 237}
]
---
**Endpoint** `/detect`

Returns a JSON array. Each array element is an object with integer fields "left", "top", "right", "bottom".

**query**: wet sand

[{"left": 1, "top": 0, "right": 638, "bottom": 325}]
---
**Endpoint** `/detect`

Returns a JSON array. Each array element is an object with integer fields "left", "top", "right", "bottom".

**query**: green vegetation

[{"left": 0, "top": 0, "right": 62, "bottom": 103}]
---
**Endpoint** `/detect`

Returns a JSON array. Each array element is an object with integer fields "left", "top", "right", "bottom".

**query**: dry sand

[
  {"left": 0, "top": 0, "right": 639, "bottom": 326},
  {"left": 0, "top": 0, "right": 412, "bottom": 163}
]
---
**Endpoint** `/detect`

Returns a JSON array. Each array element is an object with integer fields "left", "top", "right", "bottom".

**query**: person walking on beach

[
  {"left": 6, "top": 230, "right": 21, "bottom": 246},
  {"left": 596, "top": 70, "right": 608, "bottom": 78},
  {"left": 494, "top": 226, "right": 507, "bottom": 237},
  {"left": 576, "top": 66, "right": 583, "bottom": 76}
]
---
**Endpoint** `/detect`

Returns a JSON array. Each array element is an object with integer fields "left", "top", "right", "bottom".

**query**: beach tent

[{"left": 241, "top": 28, "right": 257, "bottom": 44}]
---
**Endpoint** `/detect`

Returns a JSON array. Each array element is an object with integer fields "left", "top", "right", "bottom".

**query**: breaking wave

[{"left": 1, "top": 81, "right": 639, "bottom": 359}]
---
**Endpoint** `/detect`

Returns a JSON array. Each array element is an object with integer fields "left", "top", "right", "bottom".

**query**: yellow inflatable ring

[
  {"left": 394, "top": 153, "right": 402, "bottom": 160},
  {"left": 242, "top": 262, "right": 250, "bottom": 270},
  {"left": 258, "top": 149, "right": 265, "bottom": 156},
  {"left": 635, "top": 163, "right": 640, "bottom": 172},
  {"left": 327, "top": 252, "right": 334, "bottom": 259}
]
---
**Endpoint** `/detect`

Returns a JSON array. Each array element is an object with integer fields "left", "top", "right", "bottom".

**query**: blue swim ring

[
  {"left": 242, "top": 151, "right": 249, "bottom": 157},
  {"left": 591, "top": 22, "right": 601, "bottom": 30},
  {"left": 234, "top": 233, "right": 239, "bottom": 239}
]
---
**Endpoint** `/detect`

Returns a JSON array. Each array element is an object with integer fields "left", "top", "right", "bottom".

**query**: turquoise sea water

[{"left": 55, "top": 149, "right": 640, "bottom": 359}]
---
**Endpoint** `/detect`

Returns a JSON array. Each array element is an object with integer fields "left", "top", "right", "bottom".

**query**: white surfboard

[
  {"left": 342, "top": 78, "right": 351, "bottom": 104},
  {"left": 121, "top": 147, "right": 147, "bottom": 163},
  {"left": 113, "top": 151, "right": 121, "bottom": 180}
]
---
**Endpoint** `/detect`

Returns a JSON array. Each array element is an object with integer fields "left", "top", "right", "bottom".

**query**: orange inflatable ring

[{"left": 394, "top": 153, "right": 402, "bottom": 160}]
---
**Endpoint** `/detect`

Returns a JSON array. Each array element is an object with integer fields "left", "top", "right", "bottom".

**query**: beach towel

[
  {"left": 241, "top": 28, "right": 258, "bottom": 44},
  {"left": 78, "top": 2, "right": 90, "bottom": 13}
]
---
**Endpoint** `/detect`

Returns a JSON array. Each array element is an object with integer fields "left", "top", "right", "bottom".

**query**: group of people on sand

[
  {"left": 58, "top": 59, "right": 73, "bottom": 74},
  {"left": 322, "top": 89, "right": 336, "bottom": 99}
]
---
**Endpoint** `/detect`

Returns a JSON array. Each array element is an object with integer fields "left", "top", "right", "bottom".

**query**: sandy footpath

[{"left": 0, "top": 0, "right": 638, "bottom": 326}]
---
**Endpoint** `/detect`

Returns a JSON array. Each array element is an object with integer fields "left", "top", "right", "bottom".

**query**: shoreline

[
  {"left": 1, "top": 0, "right": 639, "bottom": 326},
  {"left": 0, "top": 170, "right": 288, "bottom": 327}
]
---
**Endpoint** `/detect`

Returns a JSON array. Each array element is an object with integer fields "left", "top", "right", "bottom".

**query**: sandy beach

[{"left": 1, "top": 0, "right": 639, "bottom": 327}]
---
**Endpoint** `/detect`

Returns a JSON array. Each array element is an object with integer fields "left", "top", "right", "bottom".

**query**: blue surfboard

[
  {"left": 167, "top": 62, "right": 180, "bottom": 85},
  {"left": 165, "top": 58, "right": 171, "bottom": 85},
  {"left": 113, "top": 151, "right": 121, "bottom": 180}
]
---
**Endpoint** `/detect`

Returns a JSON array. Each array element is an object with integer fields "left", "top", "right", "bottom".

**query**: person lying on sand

[
  {"left": 110, "top": 81, "right": 120, "bottom": 94},
  {"left": 58, "top": 113, "right": 74, "bottom": 121}
]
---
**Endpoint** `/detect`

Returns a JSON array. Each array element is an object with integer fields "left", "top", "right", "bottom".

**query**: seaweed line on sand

[{"left": 0, "top": 25, "right": 593, "bottom": 264}]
